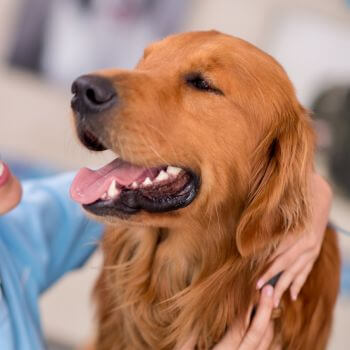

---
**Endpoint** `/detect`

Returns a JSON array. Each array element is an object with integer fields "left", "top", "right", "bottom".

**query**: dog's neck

[
  {"left": 107, "top": 210, "right": 255, "bottom": 298},
  {"left": 100, "top": 213, "right": 265, "bottom": 348}
]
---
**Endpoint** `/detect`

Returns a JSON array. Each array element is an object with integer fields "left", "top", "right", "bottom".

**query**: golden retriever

[{"left": 70, "top": 30, "right": 340, "bottom": 349}]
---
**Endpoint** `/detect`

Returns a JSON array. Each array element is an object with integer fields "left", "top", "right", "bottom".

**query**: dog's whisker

[
  {"left": 139, "top": 132, "right": 170, "bottom": 166},
  {"left": 141, "top": 121, "right": 180, "bottom": 162}
]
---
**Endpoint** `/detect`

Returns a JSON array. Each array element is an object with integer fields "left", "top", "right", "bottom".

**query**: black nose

[{"left": 71, "top": 75, "right": 116, "bottom": 114}]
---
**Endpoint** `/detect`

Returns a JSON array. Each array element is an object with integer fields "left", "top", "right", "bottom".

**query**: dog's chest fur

[{"left": 94, "top": 225, "right": 255, "bottom": 350}]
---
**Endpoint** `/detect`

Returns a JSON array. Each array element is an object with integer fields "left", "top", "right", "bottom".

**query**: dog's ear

[{"left": 236, "top": 105, "right": 315, "bottom": 257}]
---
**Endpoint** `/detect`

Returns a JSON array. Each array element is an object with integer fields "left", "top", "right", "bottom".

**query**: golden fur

[{"left": 81, "top": 31, "right": 340, "bottom": 349}]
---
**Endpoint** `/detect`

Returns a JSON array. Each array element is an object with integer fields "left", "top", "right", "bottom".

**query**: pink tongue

[{"left": 70, "top": 158, "right": 154, "bottom": 205}]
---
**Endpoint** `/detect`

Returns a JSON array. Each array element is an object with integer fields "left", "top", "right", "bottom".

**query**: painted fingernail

[
  {"left": 0, "top": 161, "right": 9, "bottom": 187},
  {"left": 256, "top": 279, "right": 264, "bottom": 289},
  {"left": 264, "top": 285, "right": 273, "bottom": 297}
]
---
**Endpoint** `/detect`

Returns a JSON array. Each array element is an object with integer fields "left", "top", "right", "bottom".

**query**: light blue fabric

[{"left": 0, "top": 173, "right": 104, "bottom": 350}]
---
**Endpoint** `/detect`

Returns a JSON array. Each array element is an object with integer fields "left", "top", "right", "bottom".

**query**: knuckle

[
  {"left": 281, "top": 276, "right": 292, "bottom": 288},
  {"left": 292, "top": 282, "right": 301, "bottom": 292},
  {"left": 308, "top": 251, "right": 316, "bottom": 260},
  {"left": 246, "top": 332, "right": 259, "bottom": 345},
  {"left": 306, "top": 233, "right": 316, "bottom": 248},
  {"left": 275, "top": 290, "right": 283, "bottom": 301}
]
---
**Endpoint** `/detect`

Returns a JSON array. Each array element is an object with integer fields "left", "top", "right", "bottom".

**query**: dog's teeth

[
  {"left": 131, "top": 181, "right": 138, "bottom": 189},
  {"left": 142, "top": 177, "right": 153, "bottom": 186},
  {"left": 155, "top": 170, "right": 169, "bottom": 182},
  {"left": 107, "top": 180, "right": 119, "bottom": 198},
  {"left": 166, "top": 166, "right": 182, "bottom": 176},
  {"left": 101, "top": 192, "right": 108, "bottom": 200}
]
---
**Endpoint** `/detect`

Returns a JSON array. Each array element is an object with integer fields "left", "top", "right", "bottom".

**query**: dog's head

[{"left": 71, "top": 31, "right": 314, "bottom": 256}]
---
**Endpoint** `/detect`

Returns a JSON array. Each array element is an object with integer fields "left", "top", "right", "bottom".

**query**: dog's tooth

[
  {"left": 155, "top": 170, "right": 169, "bottom": 182},
  {"left": 107, "top": 180, "right": 119, "bottom": 198},
  {"left": 101, "top": 192, "right": 108, "bottom": 200},
  {"left": 166, "top": 166, "right": 182, "bottom": 176},
  {"left": 142, "top": 177, "right": 153, "bottom": 186},
  {"left": 0, "top": 162, "right": 4, "bottom": 177},
  {"left": 131, "top": 181, "right": 138, "bottom": 189}
]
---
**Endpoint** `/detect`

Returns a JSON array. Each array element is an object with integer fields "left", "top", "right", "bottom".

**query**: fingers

[
  {"left": 289, "top": 262, "right": 313, "bottom": 300},
  {"left": 256, "top": 241, "right": 299, "bottom": 290},
  {"left": 258, "top": 243, "right": 318, "bottom": 307},
  {"left": 256, "top": 234, "right": 306, "bottom": 290},
  {"left": 212, "top": 323, "right": 243, "bottom": 349},
  {"left": 239, "top": 285, "right": 274, "bottom": 350},
  {"left": 214, "top": 286, "right": 274, "bottom": 350},
  {"left": 176, "top": 334, "right": 197, "bottom": 350},
  {"left": 256, "top": 322, "right": 274, "bottom": 350},
  {"left": 272, "top": 253, "right": 312, "bottom": 307},
  {"left": 256, "top": 254, "right": 286, "bottom": 290},
  {"left": 0, "top": 161, "right": 22, "bottom": 215},
  {"left": 256, "top": 231, "right": 318, "bottom": 291},
  {"left": 271, "top": 234, "right": 299, "bottom": 259}
]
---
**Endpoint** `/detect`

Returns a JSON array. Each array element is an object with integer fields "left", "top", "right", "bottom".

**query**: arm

[{"left": 0, "top": 172, "right": 104, "bottom": 293}]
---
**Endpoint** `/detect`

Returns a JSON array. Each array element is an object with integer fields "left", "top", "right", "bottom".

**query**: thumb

[{"left": 0, "top": 161, "right": 22, "bottom": 214}]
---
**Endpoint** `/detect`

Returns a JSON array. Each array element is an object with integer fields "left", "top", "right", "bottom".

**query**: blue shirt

[{"left": 0, "top": 173, "right": 104, "bottom": 349}]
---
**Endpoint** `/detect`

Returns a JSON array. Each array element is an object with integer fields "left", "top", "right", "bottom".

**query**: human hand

[
  {"left": 213, "top": 285, "right": 274, "bottom": 350},
  {"left": 0, "top": 160, "right": 22, "bottom": 214},
  {"left": 180, "top": 286, "right": 275, "bottom": 350},
  {"left": 256, "top": 173, "right": 332, "bottom": 306}
]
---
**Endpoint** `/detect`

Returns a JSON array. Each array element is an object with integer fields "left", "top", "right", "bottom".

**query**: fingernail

[
  {"left": 0, "top": 162, "right": 4, "bottom": 177},
  {"left": 274, "top": 298, "right": 280, "bottom": 307},
  {"left": 256, "top": 279, "right": 264, "bottom": 289},
  {"left": 291, "top": 292, "right": 297, "bottom": 301},
  {"left": 264, "top": 285, "right": 273, "bottom": 297},
  {"left": 0, "top": 161, "right": 9, "bottom": 187}
]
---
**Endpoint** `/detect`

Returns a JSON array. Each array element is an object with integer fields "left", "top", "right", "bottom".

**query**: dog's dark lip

[
  {"left": 83, "top": 169, "right": 200, "bottom": 218},
  {"left": 77, "top": 124, "right": 108, "bottom": 151},
  {"left": 73, "top": 113, "right": 108, "bottom": 151}
]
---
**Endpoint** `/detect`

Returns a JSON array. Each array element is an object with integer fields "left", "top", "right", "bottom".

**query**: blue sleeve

[{"left": 0, "top": 172, "right": 104, "bottom": 294}]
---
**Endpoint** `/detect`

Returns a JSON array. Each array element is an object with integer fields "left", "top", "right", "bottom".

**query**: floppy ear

[{"left": 236, "top": 105, "right": 315, "bottom": 257}]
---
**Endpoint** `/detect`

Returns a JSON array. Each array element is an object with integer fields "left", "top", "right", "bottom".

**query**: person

[
  {"left": 0, "top": 160, "right": 332, "bottom": 349},
  {"left": 0, "top": 161, "right": 104, "bottom": 349}
]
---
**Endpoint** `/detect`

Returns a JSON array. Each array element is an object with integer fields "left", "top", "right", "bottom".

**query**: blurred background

[{"left": 0, "top": 0, "right": 350, "bottom": 348}]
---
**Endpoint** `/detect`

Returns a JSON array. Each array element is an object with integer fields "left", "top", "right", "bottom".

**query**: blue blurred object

[
  {"left": 341, "top": 262, "right": 350, "bottom": 296},
  {"left": 6, "top": 159, "right": 57, "bottom": 180}
]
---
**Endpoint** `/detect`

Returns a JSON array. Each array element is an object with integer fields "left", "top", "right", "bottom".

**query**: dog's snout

[{"left": 71, "top": 75, "right": 116, "bottom": 114}]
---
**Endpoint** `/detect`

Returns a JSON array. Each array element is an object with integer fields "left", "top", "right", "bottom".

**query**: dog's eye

[
  {"left": 185, "top": 73, "right": 223, "bottom": 95},
  {"left": 188, "top": 76, "right": 211, "bottom": 91}
]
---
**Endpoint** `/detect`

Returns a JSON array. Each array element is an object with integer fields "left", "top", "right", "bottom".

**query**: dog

[{"left": 70, "top": 30, "right": 340, "bottom": 349}]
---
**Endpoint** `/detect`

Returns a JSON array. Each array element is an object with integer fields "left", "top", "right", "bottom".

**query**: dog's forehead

[
  {"left": 140, "top": 32, "right": 231, "bottom": 64},
  {"left": 145, "top": 31, "right": 221, "bottom": 53},
  {"left": 139, "top": 31, "right": 273, "bottom": 74}
]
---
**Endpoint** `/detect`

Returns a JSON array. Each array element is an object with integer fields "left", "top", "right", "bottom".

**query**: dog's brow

[{"left": 184, "top": 71, "right": 224, "bottom": 96}]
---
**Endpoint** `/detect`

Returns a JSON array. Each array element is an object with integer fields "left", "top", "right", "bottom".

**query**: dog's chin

[{"left": 83, "top": 169, "right": 200, "bottom": 219}]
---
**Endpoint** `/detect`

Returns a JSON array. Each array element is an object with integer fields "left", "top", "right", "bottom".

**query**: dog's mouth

[{"left": 70, "top": 128, "right": 200, "bottom": 218}]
